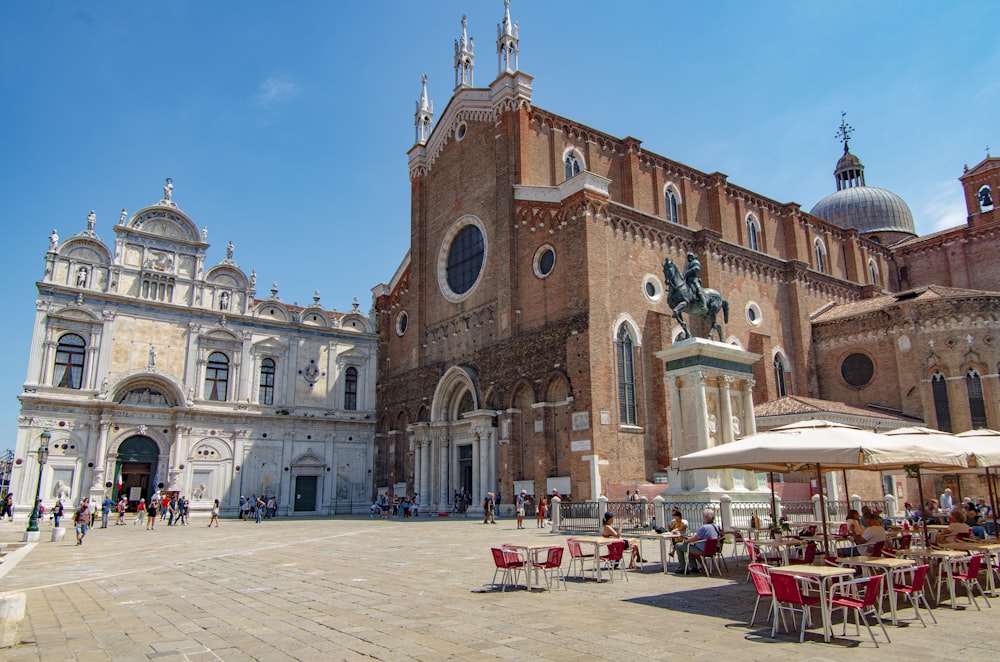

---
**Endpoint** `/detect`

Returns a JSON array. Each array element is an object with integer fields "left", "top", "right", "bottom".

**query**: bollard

[
  {"left": 51, "top": 527, "right": 66, "bottom": 542},
  {"left": 0, "top": 593, "right": 26, "bottom": 648}
]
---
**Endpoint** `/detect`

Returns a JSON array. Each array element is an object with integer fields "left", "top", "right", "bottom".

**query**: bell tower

[{"left": 960, "top": 150, "right": 1000, "bottom": 229}]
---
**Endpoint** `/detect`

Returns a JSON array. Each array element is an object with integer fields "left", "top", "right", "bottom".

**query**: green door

[{"left": 294, "top": 476, "right": 318, "bottom": 512}]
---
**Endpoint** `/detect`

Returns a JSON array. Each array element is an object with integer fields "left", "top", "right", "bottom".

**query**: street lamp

[{"left": 26, "top": 431, "right": 50, "bottom": 533}]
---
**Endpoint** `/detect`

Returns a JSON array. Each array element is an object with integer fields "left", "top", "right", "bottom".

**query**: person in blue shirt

[
  {"left": 100, "top": 495, "right": 113, "bottom": 528},
  {"left": 673, "top": 509, "right": 721, "bottom": 573}
]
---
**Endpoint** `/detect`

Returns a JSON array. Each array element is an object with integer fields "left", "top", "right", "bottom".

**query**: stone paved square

[{"left": 0, "top": 516, "right": 996, "bottom": 660}]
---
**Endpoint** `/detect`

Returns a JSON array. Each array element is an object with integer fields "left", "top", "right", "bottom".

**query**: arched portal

[{"left": 115, "top": 436, "right": 159, "bottom": 507}]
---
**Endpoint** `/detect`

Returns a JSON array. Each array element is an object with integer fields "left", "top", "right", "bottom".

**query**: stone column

[
  {"left": 39, "top": 339, "right": 56, "bottom": 386},
  {"left": 694, "top": 371, "right": 710, "bottom": 451},
  {"left": 438, "top": 438, "right": 450, "bottom": 512},
  {"left": 471, "top": 434, "right": 481, "bottom": 506},
  {"left": 742, "top": 379, "right": 757, "bottom": 436},
  {"left": 719, "top": 376, "right": 734, "bottom": 444},
  {"left": 412, "top": 438, "right": 422, "bottom": 504}
]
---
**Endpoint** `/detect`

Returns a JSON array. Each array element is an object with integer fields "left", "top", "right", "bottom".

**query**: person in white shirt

[{"left": 940, "top": 488, "right": 954, "bottom": 511}]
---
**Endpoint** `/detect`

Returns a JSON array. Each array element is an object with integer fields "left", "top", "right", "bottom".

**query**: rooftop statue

[{"left": 663, "top": 254, "right": 729, "bottom": 342}]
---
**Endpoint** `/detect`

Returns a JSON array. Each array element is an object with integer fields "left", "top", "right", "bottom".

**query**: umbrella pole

[
  {"left": 817, "top": 464, "right": 830, "bottom": 556},
  {"left": 916, "top": 467, "right": 929, "bottom": 546},
  {"left": 987, "top": 467, "right": 999, "bottom": 540},
  {"left": 842, "top": 469, "right": 849, "bottom": 505},
  {"left": 769, "top": 472, "right": 778, "bottom": 527}
]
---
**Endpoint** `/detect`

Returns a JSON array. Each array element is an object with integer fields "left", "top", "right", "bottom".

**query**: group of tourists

[
  {"left": 370, "top": 492, "right": 419, "bottom": 518},
  {"left": 239, "top": 494, "right": 277, "bottom": 522}
]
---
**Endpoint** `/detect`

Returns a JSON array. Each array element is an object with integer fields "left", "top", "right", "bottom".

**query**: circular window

[
  {"left": 533, "top": 245, "right": 555, "bottom": 278},
  {"left": 455, "top": 122, "right": 468, "bottom": 141},
  {"left": 746, "top": 302, "right": 762, "bottom": 326},
  {"left": 438, "top": 216, "right": 488, "bottom": 303},
  {"left": 395, "top": 311, "right": 408, "bottom": 336},
  {"left": 643, "top": 275, "right": 663, "bottom": 303},
  {"left": 841, "top": 353, "right": 875, "bottom": 388}
]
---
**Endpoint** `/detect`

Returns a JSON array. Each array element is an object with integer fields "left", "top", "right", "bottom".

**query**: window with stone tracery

[
  {"left": 746, "top": 214, "right": 761, "bottom": 251},
  {"left": 564, "top": 153, "right": 582, "bottom": 180},
  {"left": 932, "top": 371, "right": 952, "bottom": 433},
  {"left": 205, "top": 352, "right": 229, "bottom": 401},
  {"left": 259, "top": 358, "right": 275, "bottom": 405},
  {"left": 344, "top": 367, "right": 358, "bottom": 411},
  {"left": 814, "top": 239, "right": 828, "bottom": 274},
  {"left": 967, "top": 368, "right": 988, "bottom": 429},
  {"left": 773, "top": 354, "right": 788, "bottom": 397},
  {"left": 53, "top": 333, "right": 86, "bottom": 389},
  {"left": 616, "top": 325, "right": 637, "bottom": 426},
  {"left": 665, "top": 187, "right": 680, "bottom": 224}
]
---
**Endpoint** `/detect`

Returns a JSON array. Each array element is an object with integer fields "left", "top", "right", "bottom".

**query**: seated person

[
  {"left": 668, "top": 509, "right": 688, "bottom": 534},
  {"left": 601, "top": 511, "right": 645, "bottom": 567},
  {"left": 936, "top": 509, "right": 972, "bottom": 544},
  {"left": 839, "top": 512, "right": 887, "bottom": 556},
  {"left": 674, "top": 509, "right": 721, "bottom": 573},
  {"left": 842, "top": 509, "right": 864, "bottom": 539}
]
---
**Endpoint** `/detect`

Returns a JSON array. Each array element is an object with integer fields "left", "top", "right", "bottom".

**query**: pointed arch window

[
  {"left": 967, "top": 368, "right": 988, "bottom": 429},
  {"left": 665, "top": 187, "right": 680, "bottom": 224},
  {"left": 932, "top": 371, "right": 952, "bottom": 433},
  {"left": 814, "top": 239, "right": 828, "bottom": 274},
  {"left": 258, "top": 358, "right": 276, "bottom": 405},
  {"left": 344, "top": 366, "right": 358, "bottom": 411},
  {"left": 868, "top": 259, "right": 879, "bottom": 285},
  {"left": 53, "top": 333, "right": 86, "bottom": 389},
  {"left": 773, "top": 354, "right": 788, "bottom": 397},
  {"left": 616, "top": 325, "right": 637, "bottom": 426},
  {"left": 204, "top": 352, "right": 229, "bottom": 401},
  {"left": 564, "top": 153, "right": 582, "bottom": 180},
  {"left": 746, "top": 215, "right": 761, "bottom": 251}
]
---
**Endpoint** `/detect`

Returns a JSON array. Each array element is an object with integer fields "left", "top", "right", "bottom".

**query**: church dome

[{"left": 810, "top": 186, "right": 915, "bottom": 235}]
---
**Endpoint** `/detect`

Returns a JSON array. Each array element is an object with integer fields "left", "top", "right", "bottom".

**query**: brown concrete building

[{"left": 372, "top": 3, "right": 1000, "bottom": 510}]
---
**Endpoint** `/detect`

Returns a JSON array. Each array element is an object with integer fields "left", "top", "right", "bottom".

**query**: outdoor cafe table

[
  {"left": 568, "top": 536, "right": 616, "bottom": 581},
  {"left": 895, "top": 547, "right": 968, "bottom": 608},
  {"left": 769, "top": 565, "right": 857, "bottom": 643},
  {"left": 937, "top": 540, "right": 1000, "bottom": 596},
  {"left": 835, "top": 555, "right": 916, "bottom": 624},
  {"left": 503, "top": 543, "right": 562, "bottom": 591},
  {"left": 633, "top": 531, "right": 683, "bottom": 573},
  {"left": 753, "top": 538, "right": 808, "bottom": 565}
]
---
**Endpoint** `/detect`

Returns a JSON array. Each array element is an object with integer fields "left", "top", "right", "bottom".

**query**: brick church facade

[{"left": 374, "top": 3, "right": 1000, "bottom": 509}]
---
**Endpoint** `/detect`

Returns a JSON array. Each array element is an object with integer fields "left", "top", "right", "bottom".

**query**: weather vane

[{"left": 835, "top": 111, "right": 854, "bottom": 153}]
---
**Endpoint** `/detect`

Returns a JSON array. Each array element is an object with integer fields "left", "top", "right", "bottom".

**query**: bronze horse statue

[{"left": 662, "top": 258, "right": 729, "bottom": 342}]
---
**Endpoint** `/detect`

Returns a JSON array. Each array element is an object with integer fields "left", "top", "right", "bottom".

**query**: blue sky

[{"left": 0, "top": 2, "right": 995, "bottom": 452}]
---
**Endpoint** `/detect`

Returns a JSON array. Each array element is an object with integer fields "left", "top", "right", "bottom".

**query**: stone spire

[
  {"left": 414, "top": 74, "right": 434, "bottom": 145},
  {"left": 454, "top": 15, "right": 475, "bottom": 90},
  {"left": 496, "top": 0, "right": 519, "bottom": 76}
]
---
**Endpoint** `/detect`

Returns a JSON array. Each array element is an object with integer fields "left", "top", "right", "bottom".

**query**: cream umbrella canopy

[
  {"left": 880, "top": 426, "right": 976, "bottom": 542},
  {"left": 676, "top": 420, "right": 970, "bottom": 550},
  {"left": 955, "top": 429, "right": 1000, "bottom": 536}
]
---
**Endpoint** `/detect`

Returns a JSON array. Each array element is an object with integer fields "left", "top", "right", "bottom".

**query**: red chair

[
  {"left": 951, "top": 554, "right": 991, "bottom": 610},
  {"left": 747, "top": 563, "right": 775, "bottom": 626},
  {"left": 829, "top": 574, "right": 890, "bottom": 647},
  {"left": 565, "top": 538, "right": 594, "bottom": 579},
  {"left": 599, "top": 541, "right": 628, "bottom": 582},
  {"left": 892, "top": 564, "right": 936, "bottom": 627},
  {"left": 770, "top": 572, "right": 821, "bottom": 642},
  {"left": 532, "top": 546, "right": 567, "bottom": 590},
  {"left": 745, "top": 541, "right": 780, "bottom": 577},
  {"left": 956, "top": 531, "right": 974, "bottom": 541},
  {"left": 823, "top": 555, "right": 840, "bottom": 567},
  {"left": 869, "top": 540, "right": 885, "bottom": 557},
  {"left": 897, "top": 533, "right": 913, "bottom": 550},
  {"left": 690, "top": 537, "right": 722, "bottom": 576},
  {"left": 490, "top": 547, "right": 525, "bottom": 592},
  {"left": 730, "top": 528, "right": 748, "bottom": 562},
  {"left": 789, "top": 541, "right": 817, "bottom": 565}
]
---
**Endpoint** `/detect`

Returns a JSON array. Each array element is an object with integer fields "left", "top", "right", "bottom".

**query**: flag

[{"left": 115, "top": 467, "right": 123, "bottom": 492}]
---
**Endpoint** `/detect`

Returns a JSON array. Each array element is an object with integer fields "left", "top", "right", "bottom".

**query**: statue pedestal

[{"left": 656, "top": 338, "right": 769, "bottom": 499}]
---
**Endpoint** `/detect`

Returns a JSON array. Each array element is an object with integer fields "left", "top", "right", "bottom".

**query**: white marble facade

[{"left": 12, "top": 184, "right": 377, "bottom": 516}]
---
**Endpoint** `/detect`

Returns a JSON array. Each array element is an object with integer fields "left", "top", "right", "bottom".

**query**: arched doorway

[{"left": 116, "top": 436, "right": 159, "bottom": 508}]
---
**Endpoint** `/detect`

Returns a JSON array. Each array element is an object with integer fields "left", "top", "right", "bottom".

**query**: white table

[
  {"left": 770, "top": 565, "right": 856, "bottom": 642},
  {"left": 937, "top": 541, "right": 1000, "bottom": 596},
  {"left": 836, "top": 555, "right": 916, "bottom": 624},
  {"left": 569, "top": 536, "right": 616, "bottom": 581},
  {"left": 633, "top": 532, "right": 683, "bottom": 573},
  {"left": 754, "top": 538, "right": 808, "bottom": 565},
  {"left": 504, "top": 543, "right": 561, "bottom": 591},
  {"left": 895, "top": 547, "right": 967, "bottom": 609}
]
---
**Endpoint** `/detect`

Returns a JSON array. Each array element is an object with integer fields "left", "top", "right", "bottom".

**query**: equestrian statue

[{"left": 662, "top": 253, "right": 729, "bottom": 342}]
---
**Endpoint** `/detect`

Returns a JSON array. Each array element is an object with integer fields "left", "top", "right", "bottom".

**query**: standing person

[
  {"left": 167, "top": 497, "right": 178, "bottom": 526},
  {"left": 160, "top": 494, "right": 171, "bottom": 521},
  {"left": 516, "top": 490, "right": 526, "bottom": 529},
  {"left": 180, "top": 496, "right": 190, "bottom": 525},
  {"left": 4, "top": 493, "right": 14, "bottom": 520},
  {"left": 146, "top": 498, "right": 157, "bottom": 530},
  {"left": 412, "top": 493, "right": 419, "bottom": 518},
  {"left": 52, "top": 498, "right": 64, "bottom": 528},
  {"left": 240, "top": 496, "right": 249, "bottom": 521},
  {"left": 73, "top": 498, "right": 91, "bottom": 545},
  {"left": 482, "top": 492, "right": 496, "bottom": 524},
  {"left": 116, "top": 496, "right": 127, "bottom": 525},
  {"left": 101, "top": 494, "right": 113, "bottom": 528},
  {"left": 940, "top": 487, "right": 955, "bottom": 512},
  {"left": 208, "top": 499, "right": 220, "bottom": 527},
  {"left": 536, "top": 494, "right": 547, "bottom": 528},
  {"left": 135, "top": 498, "right": 146, "bottom": 526},
  {"left": 255, "top": 496, "right": 264, "bottom": 523}
]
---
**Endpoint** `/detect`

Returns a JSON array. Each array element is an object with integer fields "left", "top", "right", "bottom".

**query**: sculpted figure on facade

[
  {"left": 163, "top": 177, "right": 173, "bottom": 202},
  {"left": 86, "top": 210, "right": 96, "bottom": 233},
  {"left": 48, "top": 229, "right": 59, "bottom": 252}
]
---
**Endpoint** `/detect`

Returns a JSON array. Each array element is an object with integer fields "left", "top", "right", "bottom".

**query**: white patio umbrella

[
  {"left": 956, "top": 429, "right": 1000, "bottom": 535},
  {"left": 676, "top": 420, "right": 969, "bottom": 551},
  {"left": 880, "top": 426, "right": 975, "bottom": 542}
]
